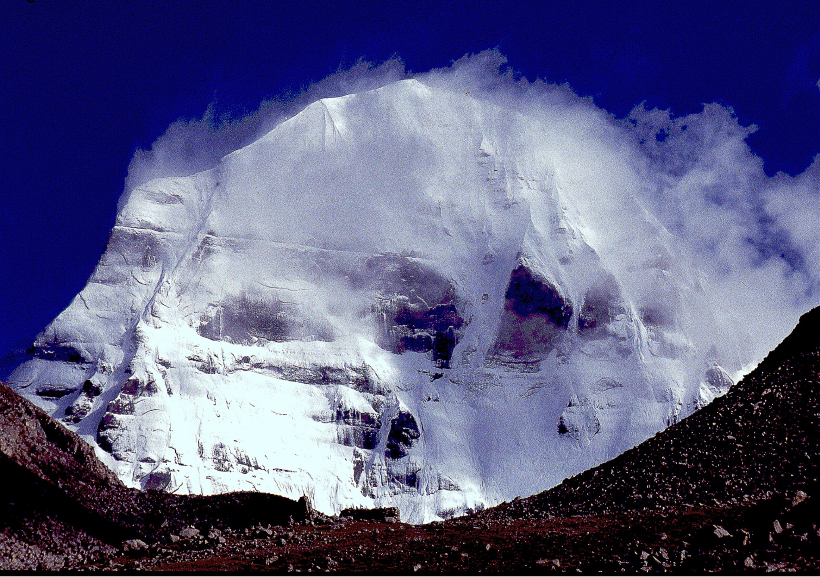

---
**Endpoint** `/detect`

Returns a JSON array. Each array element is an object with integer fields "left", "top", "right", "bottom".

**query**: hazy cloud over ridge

[{"left": 124, "top": 59, "right": 408, "bottom": 195}]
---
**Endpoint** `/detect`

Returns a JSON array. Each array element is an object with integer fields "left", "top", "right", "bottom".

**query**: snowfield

[{"left": 10, "top": 78, "right": 750, "bottom": 523}]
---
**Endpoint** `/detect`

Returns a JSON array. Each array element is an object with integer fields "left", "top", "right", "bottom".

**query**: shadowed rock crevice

[
  {"left": 504, "top": 265, "right": 573, "bottom": 324},
  {"left": 29, "top": 342, "right": 88, "bottom": 365},
  {"left": 492, "top": 265, "right": 573, "bottom": 358},
  {"left": 385, "top": 411, "right": 420, "bottom": 460},
  {"left": 64, "top": 379, "right": 103, "bottom": 424},
  {"left": 578, "top": 273, "right": 626, "bottom": 336},
  {"left": 198, "top": 292, "right": 335, "bottom": 345},
  {"left": 368, "top": 255, "right": 465, "bottom": 368},
  {"left": 333, "top": 406, "right": 380, "bottom": 450}
]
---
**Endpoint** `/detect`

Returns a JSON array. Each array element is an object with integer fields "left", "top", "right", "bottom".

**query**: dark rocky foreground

[
  {"left": 2, "top": 308, "right": 820, "bottom": 573},
  {"left": 0, "top": 382, "right": 309, "bottom": 570}
]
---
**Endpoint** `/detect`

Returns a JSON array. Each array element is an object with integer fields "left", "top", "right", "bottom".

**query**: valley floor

[{"left": 72, "top": 493, "right": 818, "bottom": 574}]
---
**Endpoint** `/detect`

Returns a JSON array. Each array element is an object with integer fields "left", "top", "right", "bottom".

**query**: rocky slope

[
  {"left": 0, "top": 381, "right": 309, "bottom": 571},
  {"left": 490, "top": 306, "right": 820, "bottom": 519},
  {"left": 3, "top": 306, "right": 818, "bottom": 572}
]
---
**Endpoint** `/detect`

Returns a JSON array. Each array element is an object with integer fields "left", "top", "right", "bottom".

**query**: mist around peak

[{"left": 125, "top": 50, "right": 820, "bottom": 367}]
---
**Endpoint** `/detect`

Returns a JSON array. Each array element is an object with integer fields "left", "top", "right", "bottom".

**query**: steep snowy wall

[{"left": 10, "top": 79, "right": 746, "bottom": 523}]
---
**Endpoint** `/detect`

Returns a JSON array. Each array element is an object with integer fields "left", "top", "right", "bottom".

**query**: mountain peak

[{"left": 9, "top": 80, "right": 756, "bottom": 523}]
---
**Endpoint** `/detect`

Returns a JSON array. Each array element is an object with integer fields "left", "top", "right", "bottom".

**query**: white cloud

[{"left": 625, "top": 100, "right": 819, "bottom": 356}]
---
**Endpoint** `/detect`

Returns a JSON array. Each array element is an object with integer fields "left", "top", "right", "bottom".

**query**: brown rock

[{"left": 713, "top": 525, "right": 732, "bottom": 539}]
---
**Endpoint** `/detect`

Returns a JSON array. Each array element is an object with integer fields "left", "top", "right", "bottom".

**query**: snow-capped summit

[{"left": 9, "top": 78, "right": 748, "bottom": 523}]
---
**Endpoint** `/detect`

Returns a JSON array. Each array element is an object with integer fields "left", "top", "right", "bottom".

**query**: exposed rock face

[
  {"left": 492, "top": 265, "right": 573, "bottom": 357},
  {"left": 197, "top": 293, "right": 296, "bottom": 344},
  {"left": 557, "top": 395, "right": 601, "bottom": 442},
  {"left": 385, "top": 411, "right": 420, "bottom": 460},
  {"left": 370, "top": 255, "right": 464, "bottom": 367},
  {"left": 8, "top": 78, "right": 754, "bottom": 523}
]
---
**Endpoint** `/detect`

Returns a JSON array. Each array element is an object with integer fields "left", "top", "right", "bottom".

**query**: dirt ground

[{"left": 81, "top": 493, "right": 818, "bottom": 574}]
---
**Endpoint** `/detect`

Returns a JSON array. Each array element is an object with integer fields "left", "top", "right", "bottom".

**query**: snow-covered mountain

[{"left": 9, "top": 78, "right": 749, "bottom": 523}]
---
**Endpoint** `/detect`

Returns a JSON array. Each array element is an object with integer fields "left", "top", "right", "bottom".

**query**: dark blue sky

[{"left": 2, "top": 0, "right": 820, "bottom": 359}]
